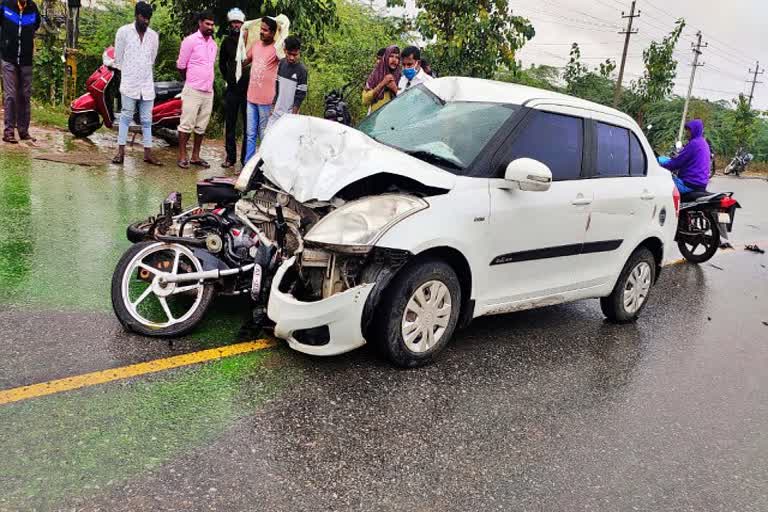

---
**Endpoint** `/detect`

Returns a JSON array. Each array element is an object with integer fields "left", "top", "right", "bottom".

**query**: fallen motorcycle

[
  {"left": 723, "top": 149, "right": 754, "bottom": 177},
  {"left": 111, "top": 163, "right": 321, "bottom": 336}
]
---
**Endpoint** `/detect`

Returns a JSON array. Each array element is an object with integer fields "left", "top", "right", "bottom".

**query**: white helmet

[{"left": 227, "top": 8, "right": 245, "bottom": 23}]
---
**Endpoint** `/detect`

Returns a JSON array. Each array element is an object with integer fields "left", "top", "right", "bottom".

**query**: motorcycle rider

[{"left": 659, "top": 119, "right": 711, "bottom": 197}]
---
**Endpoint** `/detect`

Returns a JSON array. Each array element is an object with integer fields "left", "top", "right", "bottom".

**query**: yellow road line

[{"left": 0, "top": 339, "right": 275, "bottom": 406}]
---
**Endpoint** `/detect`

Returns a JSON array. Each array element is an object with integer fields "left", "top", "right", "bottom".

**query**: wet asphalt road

[{"left": 1, "top": 136, "right": 768, "bottom": 510}]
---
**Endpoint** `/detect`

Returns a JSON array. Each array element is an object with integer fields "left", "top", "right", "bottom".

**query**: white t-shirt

[{"left": 397, "top": 68, "right": 433, "bottom": 95}]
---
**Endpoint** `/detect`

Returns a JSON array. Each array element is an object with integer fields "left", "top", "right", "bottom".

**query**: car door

[
  {"left": 579, "top": 118, "right": 656, "bottom": 285},
  {"left": 481, "top": 107, "right": 594, "bottom": 311}
]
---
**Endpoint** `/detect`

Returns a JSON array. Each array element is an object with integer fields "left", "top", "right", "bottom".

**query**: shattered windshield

[{"left": 357, "top": 86, "right": 517, "bottom": 175}]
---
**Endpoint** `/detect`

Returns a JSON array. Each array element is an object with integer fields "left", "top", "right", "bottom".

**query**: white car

[{"left": 259, "top": 77, "right": 678, "bottom": 367}]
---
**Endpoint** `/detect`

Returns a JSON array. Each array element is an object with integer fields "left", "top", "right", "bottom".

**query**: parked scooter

[
  {"left": 723, "top": 149, "right": 754, "bottom": 177},
  {"left": 69, "top": 47, "right": 183, "bottom": 144},
  {"left": 657, "top": 155, "right": 741, "bottom": 263}
]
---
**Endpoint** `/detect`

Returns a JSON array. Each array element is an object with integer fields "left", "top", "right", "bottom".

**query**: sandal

[
  {"left": 221, "top": 160, "right": 234, "bottom": 169},
  {"left": 190, "top": 159, "right": 210, "bottom": 168},
  {"left": 177, "top": 159, "right": 190, "bottom": 169},
  {"left": 3, "top": 135, "right": 18, "bottom": 144},
  {"left": 111, "top": 154, "right": 125, "bottom": 164}
]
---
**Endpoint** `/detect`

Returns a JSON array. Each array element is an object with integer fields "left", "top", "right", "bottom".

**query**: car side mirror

[{"left": 502, "top": 158, "right": 552, "bottom": 192}]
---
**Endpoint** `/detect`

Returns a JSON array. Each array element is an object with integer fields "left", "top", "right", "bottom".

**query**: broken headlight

[{"left": 305, "top": 195, "right": 427, "bottom": 247}]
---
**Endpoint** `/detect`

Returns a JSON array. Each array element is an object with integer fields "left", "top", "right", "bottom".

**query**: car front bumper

[{"left": 267, "top": 257, "right": 376, "bottom": 356}]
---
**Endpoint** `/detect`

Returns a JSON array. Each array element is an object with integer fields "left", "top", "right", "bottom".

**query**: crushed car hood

[{"left": 258, "top": 115, "right": 456, "bottom": 203}]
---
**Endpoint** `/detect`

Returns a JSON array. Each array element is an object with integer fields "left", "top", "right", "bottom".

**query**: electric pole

[
  {"left": 677, "top": 30, "right": 706, "bottom": 145},
  {"left": 613, "top": 0, "right": 640, "bottom": 108},
  {"left": 747, "top": 61, "right": 764, "bottom": 108}
]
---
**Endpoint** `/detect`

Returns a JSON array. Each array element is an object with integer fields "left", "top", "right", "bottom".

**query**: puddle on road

[{"left": 0, "top": 138, "right": 230, "bottom": 312}]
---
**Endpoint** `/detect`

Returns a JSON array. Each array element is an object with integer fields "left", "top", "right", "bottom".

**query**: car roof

[{"left": 424, "top": 76, "right": 637, "bottom": 126}]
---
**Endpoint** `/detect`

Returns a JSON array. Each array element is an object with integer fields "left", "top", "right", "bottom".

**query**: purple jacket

[{"left": 660, "top": 119, "right": 711, "bottom": 189}]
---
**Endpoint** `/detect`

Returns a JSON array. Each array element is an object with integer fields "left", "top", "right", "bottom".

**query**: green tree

[
  {"left": 562, "top": 43, "right": 616, "bottom": 105},
  {"left": 496, "top": 63, "right": 560, "bottom": 91},
  {"left": 158, "top": 0, "right": 337, "bottom": 46},
  {"left": 628, "top": 18, "right": 685, "bottom": 124},
  {"left": 720, "top": 94, "right": 758, "bottom": 155},
  {"left": 387, "top": 0, "right": 535, "bottom": 79}
]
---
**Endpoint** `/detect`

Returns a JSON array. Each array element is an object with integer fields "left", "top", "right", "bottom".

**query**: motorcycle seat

[
  {"left": 154, "top": 81, "right": 184, "bottom": 103},
  {"left": 680, "top": 190, "right": 725, "bottom": 206}
]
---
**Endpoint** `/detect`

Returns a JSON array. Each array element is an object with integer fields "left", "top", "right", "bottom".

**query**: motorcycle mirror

[{"left": 675, "top": 140, "right": 683, "bottom": 150}]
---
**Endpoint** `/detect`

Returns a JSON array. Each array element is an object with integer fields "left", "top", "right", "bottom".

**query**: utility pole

[
  {"left": 613, "top": 0, "right": 640, "bottom": 107},
  {"left": 747, "top": 61, "right": 764, "bottom": 108},
  {"left": 677, "top": 30, "right": 706, "bottom": 145}
]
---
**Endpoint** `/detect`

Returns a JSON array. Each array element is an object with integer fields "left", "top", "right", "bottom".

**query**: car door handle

[
  {"left": 571, "top": 195, "right": 592, "bottom": 206},
  {"left": 641, "top": 191, "right": 655, "bottom": 200}
]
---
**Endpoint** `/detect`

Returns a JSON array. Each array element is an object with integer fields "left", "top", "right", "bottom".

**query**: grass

[{"left": 30, "top": 101, "right": 70, "bottom": 129}]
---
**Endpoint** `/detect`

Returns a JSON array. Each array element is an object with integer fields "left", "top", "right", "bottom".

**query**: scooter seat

[{"left": 154, "top": 81, "right": 184, "bottom": 103}]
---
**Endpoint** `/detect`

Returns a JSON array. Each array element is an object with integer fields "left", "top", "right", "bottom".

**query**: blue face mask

[{"left": 403, "top": 68, "right": 417, "bottom": 81}]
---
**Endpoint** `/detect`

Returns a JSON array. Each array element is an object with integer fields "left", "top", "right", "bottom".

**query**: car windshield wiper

[{"left": 403, "top": 150, "right": 464, "bottom": 170}]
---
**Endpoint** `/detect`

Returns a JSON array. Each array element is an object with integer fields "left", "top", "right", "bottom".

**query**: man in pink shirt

[
  {"left": 242, "top": 17, "right": 279, "bottom": 162},
  {"left": 176, "top": 10, "right": 217, "bottom": 169}
]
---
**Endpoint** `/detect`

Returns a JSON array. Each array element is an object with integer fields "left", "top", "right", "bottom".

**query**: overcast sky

[{"left": 377, "top": 0, "right": 767, "bottom": 110}]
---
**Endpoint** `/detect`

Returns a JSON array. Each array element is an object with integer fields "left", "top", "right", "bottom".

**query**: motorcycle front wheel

[
  {"left": 111, "top": 242, "right": 215, "bottom": 337},
  {"left": 68, "top": 111, "right": 101, "bottom": 137},
  {"left": 677, "top": 214, "right": 720, "bottom": 264}
]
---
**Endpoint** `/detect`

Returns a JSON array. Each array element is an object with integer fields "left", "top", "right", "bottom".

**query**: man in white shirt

[
  {"left": 111, "top": 1, "right": 161, "bottom": 165},
  {"left": 397, "top": 46, "right": 432, "bottom": 95}
]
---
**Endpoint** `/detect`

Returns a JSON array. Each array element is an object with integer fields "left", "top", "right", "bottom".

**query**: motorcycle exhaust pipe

[{"left": 159, "top": 263, "right": 255, "bottom": 284}]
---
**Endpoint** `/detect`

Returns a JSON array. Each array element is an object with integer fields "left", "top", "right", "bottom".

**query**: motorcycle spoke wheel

[{"left": 121, "top": 244, "right": 206, "bottom": 329}]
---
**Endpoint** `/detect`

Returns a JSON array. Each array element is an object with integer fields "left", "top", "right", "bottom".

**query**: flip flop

[
  {"left": 144, "top": 157, "right": 163, "bottom": 166},
  {"left": 177, "top": 159, "right": 190, "bottom": 169},
  {"left": 221, "top": 161, "right": 234, "bottom": 169},
  {"left": 190, "top": 159, "right": 210, "bottom": 168},
  {"left": 2, "top": 136, "right": 18, "bottom": 144},
  {"left": 111, "top": 154, "right": 125, "bottom": 164}
]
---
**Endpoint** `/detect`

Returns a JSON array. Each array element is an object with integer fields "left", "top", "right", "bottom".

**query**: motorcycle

[
  {"left": 657, "top": 156, "right": 741, "bottom": 264},
  {"left": 323, "top": 82, "right": 355, "bottom": 126},
  {"left": 69, "top": 47, "right": 183, "bottom": 144},
  {"left": 723, "top": 149, "right": 754, "bottom": 177},
  {"left": 111, "top": 162, "right": 323, "bottom": 337}
]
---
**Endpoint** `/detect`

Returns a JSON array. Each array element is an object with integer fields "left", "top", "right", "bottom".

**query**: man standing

[
  {"left": 218, "top": 8, "right": 248, "bottom": 168},
  {"left": 243, "top": 17, "right": 279, "bottom": 163},
  {"left": 397, "top": 46, "right": 432, "bottom": 95},
  {"left": 176, "top": 10, "right": 217, "bottom": 169},
  {"left": 266, "top": 36, "right": 307, "bottom": 131},
  {"left": 1, "top": 0, "right": 40, "bottom": 144},
  {"left": 111, "top": 2, "right": 161, "bottom": 165}
]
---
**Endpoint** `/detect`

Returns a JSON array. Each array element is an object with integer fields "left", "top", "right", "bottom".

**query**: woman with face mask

[
  {"left": 362, "top": 45, "right": 401, "bottom": 114},
  {"left": 397, "top": 46, "right": 432, "bottom": 95}
]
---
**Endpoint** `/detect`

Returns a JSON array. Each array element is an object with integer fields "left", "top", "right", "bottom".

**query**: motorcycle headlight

[{"left": 305, "top": 195, "right": 428, "bottom": 247}]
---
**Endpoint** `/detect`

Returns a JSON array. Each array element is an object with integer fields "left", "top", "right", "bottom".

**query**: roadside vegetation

[{"left": 28, "top": 0, "right": 768, "bottom": 170}]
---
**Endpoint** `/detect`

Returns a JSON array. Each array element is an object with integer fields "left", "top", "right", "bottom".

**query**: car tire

[
  {"left": 601, "top": 247, "right": 656, "bottom": 324},
  {"left": 372, "top": 259, "right": 462, "bottom": 368}
]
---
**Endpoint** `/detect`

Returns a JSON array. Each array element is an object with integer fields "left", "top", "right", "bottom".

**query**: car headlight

[{"left": 305, "top": 195, "right": 428, "bottom": 247}]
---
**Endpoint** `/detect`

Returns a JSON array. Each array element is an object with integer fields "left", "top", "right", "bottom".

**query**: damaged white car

[{"left": 112, "top": 77, "right": 676, "bottom": 368}]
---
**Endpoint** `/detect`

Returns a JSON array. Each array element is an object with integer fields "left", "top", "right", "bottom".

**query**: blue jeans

[
  {"left": 118, "top": 95, "right": 153, "bottom": 148},
  {"left": 672, "top": 175, "right": 694, "bottom": 195},
  {"left": 245, "top": 102, "right": 271, "bottom": 163}
]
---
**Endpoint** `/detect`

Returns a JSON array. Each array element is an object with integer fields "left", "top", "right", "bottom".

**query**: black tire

[
  {"left": 371, "top": 258, "right": 462, "bottom": 368},
  {"left": 677, "top": 214, "right": 719, "bottom": 264},
  {"left": 68, "top": 112, "right": 101, "bottom": 137},
  {"left": 111, "top": 241, "right": 215, "bottom": 337},
  {"left": 126, "top": 220, "right": 153, "bottom": 243},
  {"left": 601, "top": 247, "right": 656, "bottom": 324}
]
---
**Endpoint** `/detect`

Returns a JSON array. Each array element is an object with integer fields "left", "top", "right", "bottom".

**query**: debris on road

[
  {"left": 34, "top": 153, "right": 103, "bottom": 167},
  {"left": 709, "top": 263, "right": 725, "bottom": 270},
  {"left": 745, "top": 244, "right": 765, "bottom": 254}
]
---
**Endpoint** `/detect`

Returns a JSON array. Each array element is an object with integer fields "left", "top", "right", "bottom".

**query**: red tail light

[
  {"left": 720, "top": 196, "right": 737, "bottom": 208},
  {"left": 672, "top": 186, "right": 680, "bottom": 217}
]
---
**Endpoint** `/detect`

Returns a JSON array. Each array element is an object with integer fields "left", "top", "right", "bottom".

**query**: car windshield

[{"left": 357, "top": 86, "right": 517, "bottom": 175}]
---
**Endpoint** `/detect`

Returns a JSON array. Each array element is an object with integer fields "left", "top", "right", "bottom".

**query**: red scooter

[{"left": 69, "top": 47, "right": 183, "bottom": 144}]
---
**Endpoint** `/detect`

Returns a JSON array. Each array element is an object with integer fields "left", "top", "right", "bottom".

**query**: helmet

[{"left": 227, "top": 8, "right": 245, "bottom": 23}]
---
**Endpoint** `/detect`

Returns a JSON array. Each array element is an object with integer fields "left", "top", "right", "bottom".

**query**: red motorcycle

[{"left": 69, "top": 47, "right": 183, "bottom": 144}]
